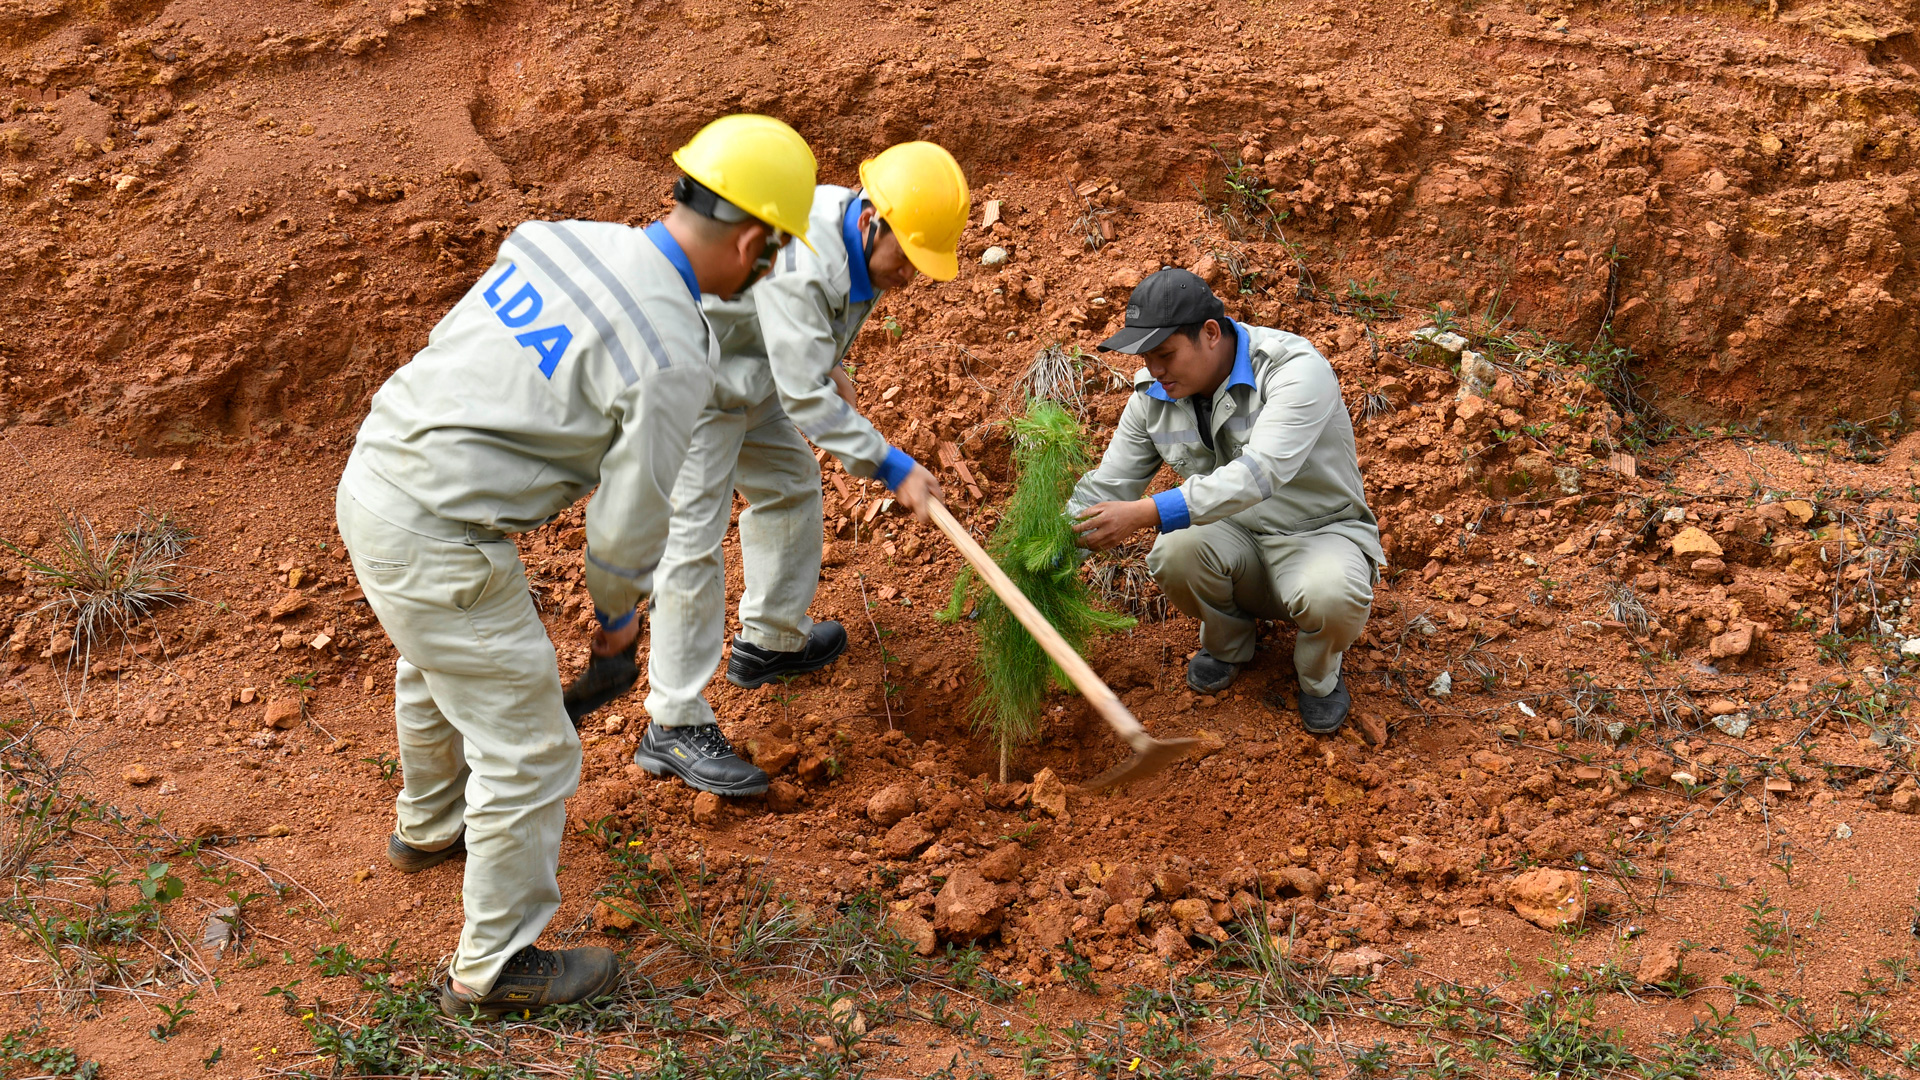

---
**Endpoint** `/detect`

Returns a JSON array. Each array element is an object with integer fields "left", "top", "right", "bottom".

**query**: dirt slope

[{"left": 0, "top": 0, "right": 1916, "bottom": 450}]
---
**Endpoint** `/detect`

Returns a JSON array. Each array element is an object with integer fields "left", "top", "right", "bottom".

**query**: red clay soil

[{"left": 3, "top": 0, "right": 1920, "bottom": 1075}]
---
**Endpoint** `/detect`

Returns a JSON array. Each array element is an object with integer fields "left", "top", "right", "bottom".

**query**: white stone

[
  {"left": 1835, "top": 823, "right": 1853, "bottom": 839},
  {"left": 1900, "top": 638, "right": 1920, "bottom": 656},
  {"left": 1411, "top": 327, "right": 1469, "bottom": 355},
  {"left": 1428, "top": 671, "right": 1453, "bottom": 698},
  {"left": 1711, "top": 713, "right": 1751, "bottom": 738},
  {"left": 981, "top": 246, "right": 1009, "bottom": 267}
]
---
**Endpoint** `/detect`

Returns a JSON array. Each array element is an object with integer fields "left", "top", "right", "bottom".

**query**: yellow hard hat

[
  {"left": 672, "top": 114, "right": 818, "bottom": 250},
  {"left": 858, "top": 142, "right": 970, "bottom": 281}
]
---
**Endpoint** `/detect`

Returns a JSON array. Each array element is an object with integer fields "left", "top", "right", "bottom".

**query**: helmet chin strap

[
  {"left": 861, "top": 198, "right": 890, "bottom": 271},
  {"left": 734, "top": 229, "right": 785, "bottom": 294}
]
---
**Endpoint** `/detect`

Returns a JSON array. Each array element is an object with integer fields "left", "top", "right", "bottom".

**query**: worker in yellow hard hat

[
  {"left": 561, "top": 141, "right": 971, "bottom": 797},
  {"left": 340, "top": 114, "right": 815, "bottom": 1021}
]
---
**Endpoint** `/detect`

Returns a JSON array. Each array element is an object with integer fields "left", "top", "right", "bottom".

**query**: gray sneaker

[
  {"left": 438, "top": 945, "right": 619, "bottom": 1020},
  {"left": 634, "top": 723, "right": 770, "bottom": 797}
]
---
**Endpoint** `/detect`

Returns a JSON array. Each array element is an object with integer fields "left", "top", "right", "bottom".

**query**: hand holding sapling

[{"left": 1072, "top": 499, "right": 1160, "bottom": 551}]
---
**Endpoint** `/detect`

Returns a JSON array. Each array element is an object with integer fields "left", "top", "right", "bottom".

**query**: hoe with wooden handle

[{"left": 928, "top": 500, "right": 1199, "bottom": 791}]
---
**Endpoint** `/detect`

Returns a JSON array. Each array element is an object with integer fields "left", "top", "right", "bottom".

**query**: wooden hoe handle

[{"left": 927, "top": 500, "right": 1150, "bottom": 748}]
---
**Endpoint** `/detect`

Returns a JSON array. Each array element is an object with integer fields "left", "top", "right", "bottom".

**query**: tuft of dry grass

[
  {"left": 5, "top": 512, "right": 191, "bottom": 678},
  {"left": 1017, "top": 344, "right": 1087, "bottom": 416},
  {"left": 1605, "top": 582, "right": 1653, "bottom": 637},
  {"left": 1085, "top": 542, "right": 1169, "bottom": 623}
]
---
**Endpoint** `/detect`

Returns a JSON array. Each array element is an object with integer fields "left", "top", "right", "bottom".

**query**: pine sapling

[{"left": 939, "top": 399, "right": 1134, "bottom": 781}]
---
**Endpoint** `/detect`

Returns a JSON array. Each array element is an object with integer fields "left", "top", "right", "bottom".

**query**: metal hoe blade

[{"left": 1080, "top": 734, "right": 1202, "bottom": 792}]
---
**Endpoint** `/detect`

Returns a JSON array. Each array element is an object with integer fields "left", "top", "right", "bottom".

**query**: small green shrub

[{"left": 940, "top": 399, "right": 1133, "bottom": 780}]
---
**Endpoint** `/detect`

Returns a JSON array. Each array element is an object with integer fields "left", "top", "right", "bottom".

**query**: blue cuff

[
  {"left": 595, "top": 607, "right": 637, "bottom": 632},
  {"left": 873, "top": 446, "right": 916, "bottom": 491},
  {"left": 1151, "top": 490, "right": 1191, "bottom": 533}
]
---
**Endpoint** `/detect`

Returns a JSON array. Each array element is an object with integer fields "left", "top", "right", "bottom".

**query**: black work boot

[
  {"left": 387, "top": 830, "right": 464, "bottom": 874},
  {"left": 437, "top": 945, "right": 620, "bottom": 1020},
  {"left": 563, "top": 637, "right": 639, "bottom": 724},
  {"left": 1186, "top": 650, "right": 1238, "bottom": 694},
  {"left": 1299, "top": 675, "right": 1351, "bottom": 735},
  {"left": 634, "top": 723, "right": 770, "bottom": 796},
  {"left": 725, "top": 621, "right": 849, "bottom": 688}
]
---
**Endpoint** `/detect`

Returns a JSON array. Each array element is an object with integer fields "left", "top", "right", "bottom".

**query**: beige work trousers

[
  {"left": 1146, "top": 520, "right": 1374, "bottom": 697},
  {"left": 645, "top": 393, "right": 823, "bottom": 728},
  {"left": 335, "top": 486, "right": 580, "bottom": 995}
]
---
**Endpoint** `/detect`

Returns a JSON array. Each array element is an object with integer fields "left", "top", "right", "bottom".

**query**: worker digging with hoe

[
  {"left": 563, "top": 143, "right": 970, "bottom": 796},
  {"left": 1069, "top": 269, "right": 1382, "bottom": 735},
  {"left": 335, "top": 115, "right": 817, "bottom": 1019}
]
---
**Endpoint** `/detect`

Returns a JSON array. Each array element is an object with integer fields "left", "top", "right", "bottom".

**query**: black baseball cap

[{"left": 1097, "top": 269, "right": 1227, "bottom": 354}]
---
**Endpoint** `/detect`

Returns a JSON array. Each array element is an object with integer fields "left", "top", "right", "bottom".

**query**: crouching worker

[
  {"left": 1068, "top": 269, "right": 1381, "bottom": 734},
  {"left": 336, "top": 114, "right": 816, "bottom": 1018},
  {"left": 617, "top": 142, "right": 968, "bottom": 796}
]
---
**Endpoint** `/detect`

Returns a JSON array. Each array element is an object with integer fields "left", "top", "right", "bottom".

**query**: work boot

[
  {"left": 563, "top": 637, "right": 639, "bottom": 724},
  {"left": 633, "top": 722, "right": 770, "bottom": 796},
  {"left": 725, "top": 621, "right": 848, "bottom": 688},
  {"left": 437, "top": 945, "right": 620, "bottom": 1020},
  {"left": 387, "top": 831, "right": 464, "bottom": 874},
  {"left": 1299, "top": 675, "right": 1350, "bottom": 735},
  {"left": 1186, "top": 650, "right": 1238, "bottom": 694}
]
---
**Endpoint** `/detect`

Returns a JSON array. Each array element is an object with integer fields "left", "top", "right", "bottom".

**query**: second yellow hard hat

[{"left": 859, "top": 142, "right": 970, "bottom": 281}]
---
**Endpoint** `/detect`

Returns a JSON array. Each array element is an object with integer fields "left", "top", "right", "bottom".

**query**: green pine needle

[{"left": 937, "top": 399, "right": 1134, "bottom": 775}]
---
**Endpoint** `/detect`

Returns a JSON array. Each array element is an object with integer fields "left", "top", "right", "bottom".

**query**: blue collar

[
  {"left": 1145, "top": 320, "right": 1253, "bottom": 402},
  {"left": 643, "top": 221, "right": 701, "bottom": 301},
  {"left": 842, "top": 195, "right": 877, "bottom": 305}
]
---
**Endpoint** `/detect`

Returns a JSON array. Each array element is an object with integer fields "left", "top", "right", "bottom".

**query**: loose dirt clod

[{"left": 1507, "top": 869, "right": 1587, "bottom": 930}]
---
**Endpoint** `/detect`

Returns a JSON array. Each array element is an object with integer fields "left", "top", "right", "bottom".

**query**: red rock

[
  {"left": 1258, "top": 866, "right": 1324, "bottom": 900},
  {"left": 264, "top": 698, "right": 302, "bottom": 730},
  {"left": 749, "top": 739, "right": 799, "bottom": 776},
  {"left": 886, "top": 908, "right": 937, "bottom": 956},
  {"left": 882, "top": 818, "right": 936, "bottom": 859},
  {"left": 1507, "top": 868, "right": 1586, "bottom": 930},
  {"left": 933, "top": 868, "right": 1012, "bottom": 941},
  {"left": 593, "top": 899, "right": 637, "bottom": 932},
  {"left": 269, "top": 591, "right": 310, "bottom": 620},
  {"left": 691, "top": 791, "right": 723, "bottom": 826},
  {"left": 1102, "top": 901, "right": 1139, "bottom": 936},
  {"left": 1169, "top": 898, "right": 1226, "bottom": 942},
  {"left": 123, "top": 763, "right": 156, "bottom": 786},
  {"left": 1028, "top": 767, "right": 1070, "bottom": 818},
  {"left": 1710, "top": 622, "right": 1753, "bottom": 660},
  {"left": 1639, "top": 941, "right": 1682, "bottom": 984},
  {"left": 1101, "top": 863, "right": 1150, "bottom": 904},
  {"left": 865, "top": 781, "right": 918, "bottom": 826},
  {"left": 795, "top": 752, "right": 830, "bottom": 784},
  {"left": 1328, "top": 946, "right": 1390, "bottom": 977},
  {"left": 978, "top": 843, "right": 1025, "bottom": 883},
  {"left": 765, "top": 780, "right": 803, "bottom": 813},
  {"left": 1152, "top": 924, "right": 1193, "bottom": 962},
  {"left": 1152, "top": 868, "right": 1190, "bottom": 901}
]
